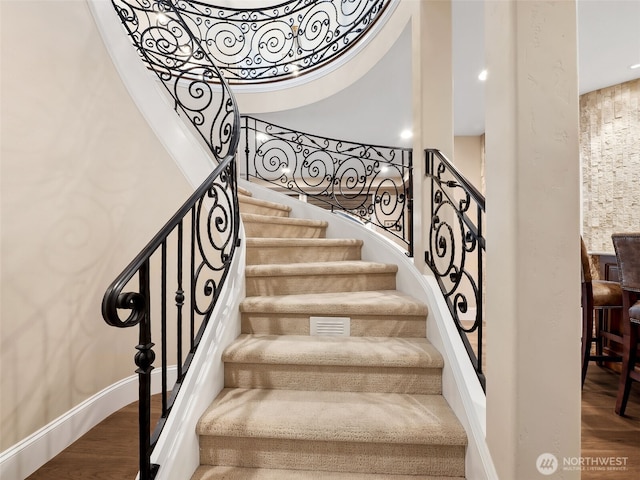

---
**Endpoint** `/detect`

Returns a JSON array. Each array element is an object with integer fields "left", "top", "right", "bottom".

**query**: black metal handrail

[
  {"left": 165, "top": 0, "right": 392, "bottom": 83},
  {"left": 424, "top": 149, "right": 485, "bottom": 391},
  {"left": 242, "top": 115, "right": 413, "bottom": 256},
  {"left": 103, "top": 1, "right": 241, "bottom": 479}
]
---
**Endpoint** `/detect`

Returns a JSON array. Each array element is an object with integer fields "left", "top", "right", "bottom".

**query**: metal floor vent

[{"left": 310, "top": 317, "right": 351, "bottom": 336}]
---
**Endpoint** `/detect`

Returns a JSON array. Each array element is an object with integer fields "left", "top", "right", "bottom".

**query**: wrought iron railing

[
  {"left": 166, "top": 0, "right": 392, "bottom": 82},
  {"left": 242, "top": 115, "right": 413, "bottom": 256},
  {"left": 424, "top": 149, "right": 485, "bottom": 391},
  {"left": 103, "top": 1, "right": 241, "bottom": 479}
]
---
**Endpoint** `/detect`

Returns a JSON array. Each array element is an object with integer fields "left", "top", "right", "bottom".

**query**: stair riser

[
  {"left": 246, "top": 273, "right": 396, "bottom": 296},
  {"left": 192, "top": 466, "right": 465, "bottom": 480},
  {"left": 243, "top": 222, "right": 326, "bottom": 239},
  {"left": 199, "top": 437, "right": 465, "bottom": 477},
  {"left": 239, "top": 202, "right": 290, "bottom": 217},
  {"left": 246, "top": 245, "right": 361, "bottom": 265},
  {"left": 224, "top": 364, "right": 442, "bottom": 394},
  {"left": 241, "top": 313, "right": 426, "bottom": 337}
]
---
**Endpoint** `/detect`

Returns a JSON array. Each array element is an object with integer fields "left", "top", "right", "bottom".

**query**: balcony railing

[
  {"left": 425, "top": 149, "right": 486, "bottom": 391},
  {"left": 102, "top": 1, "right": 241, "bottom": 478},
  {"left": 162, "top": 0, "right": 393, "bottom": 82},
  {"left": 242, "top": 115, "right": 413, "bottom": 256}
]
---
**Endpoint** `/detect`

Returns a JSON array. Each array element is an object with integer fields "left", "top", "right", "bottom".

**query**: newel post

[{"left": 135, "top": 259, "right": 157, "bottom": 480}]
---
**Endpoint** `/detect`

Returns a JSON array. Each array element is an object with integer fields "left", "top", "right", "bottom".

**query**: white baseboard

[{"left": 0, "top": 367, "right": 176, "bottom": 480}]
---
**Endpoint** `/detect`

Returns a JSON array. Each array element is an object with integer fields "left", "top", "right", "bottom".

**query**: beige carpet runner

[{"left": 190, "top": 188, "right": 467, "bottom": 479}]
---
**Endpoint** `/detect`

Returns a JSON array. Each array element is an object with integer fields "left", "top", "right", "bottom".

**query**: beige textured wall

[
  {"left": 453, "top": 136, "right": 484, "bottom": 315},
  {"left": 0, "top": 1, "right": 193, "bottom": 450},
  {"left": 454, "top": 136, "right": 483, "bottom": 189},
  {"left": 581, "top": 78, "right": 640, "bottom": 253},
  {"left": 485, "top": 1, "right": 581, "bottom": 476}
]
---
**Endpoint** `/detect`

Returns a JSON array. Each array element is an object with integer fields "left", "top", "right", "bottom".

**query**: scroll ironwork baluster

[
  {"left": 424, "top": 148, "right": 486, "bottom": 391},
  {"left": 242, "top": 115, "right": 414, "bottom": 256},
  {"left": 102, "top": 1, "right": 241, "bottom": 479},
  {"left": 169, "top": 0, "right": 394, "bottom": 83}
]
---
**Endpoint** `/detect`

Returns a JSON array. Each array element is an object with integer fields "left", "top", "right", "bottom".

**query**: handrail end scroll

[{"left": 102, "top": 287, "right": 146, "bottom": 329}]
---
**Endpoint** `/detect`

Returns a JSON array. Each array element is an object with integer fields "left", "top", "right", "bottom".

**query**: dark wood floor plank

[
  {"left": 26, "top": 395, "right": 161, "bottom": 480},
  {"left": 581, "top": 367, "right": 640, "bottom": 480}
]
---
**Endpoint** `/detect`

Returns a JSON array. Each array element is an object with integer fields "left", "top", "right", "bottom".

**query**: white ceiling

[{"left": 256, "top": 0, "right": 640, "bottom": 145}]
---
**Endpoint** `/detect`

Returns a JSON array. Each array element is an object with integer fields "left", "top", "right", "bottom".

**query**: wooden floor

[
  {"left": 26, "top": 395, "right": 163, "bottom": 480},
  {"left": 26, "top": 367, "right": 640, "bottom": 480},
  {"left": 581, "top": 367, "right": 640, "bottom": 480}
]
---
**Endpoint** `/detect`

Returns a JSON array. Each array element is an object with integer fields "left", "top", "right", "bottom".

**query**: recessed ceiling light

[
  {"left": 478, "top": 69, "right": 488, "bottom": 81},
  {"left": 282, "top": 167, "right": 291, "bottom": 174},
  {"left": 256, "top": 133, "right": 269, "bottom": 142},
  {"left": 400, "top": 129, "right": 413, "bottom": 140},
  {"left": 630, "top": 63, "right": 640, "bottom": 70}
]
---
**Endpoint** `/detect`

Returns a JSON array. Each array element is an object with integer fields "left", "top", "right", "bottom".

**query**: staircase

[{"left": 190, "top": 187, "right": 467, "bottom": 479}]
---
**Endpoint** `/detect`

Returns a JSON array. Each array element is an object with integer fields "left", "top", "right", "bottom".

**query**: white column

[
  {"left": 485, "top": 1, "right": 581, "bottom": 478},
  {"left": 411, "top": 0, "right": 454, "bottom": 272}
]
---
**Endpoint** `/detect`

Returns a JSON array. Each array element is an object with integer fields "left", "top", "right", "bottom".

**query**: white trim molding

[{"left": 0, "top": 367, "right": 176, "bottom": 480}]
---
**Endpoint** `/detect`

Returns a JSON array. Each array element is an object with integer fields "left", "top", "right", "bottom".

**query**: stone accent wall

[{"left": 581, "top": 78, "right": 640, "bottom": 253}]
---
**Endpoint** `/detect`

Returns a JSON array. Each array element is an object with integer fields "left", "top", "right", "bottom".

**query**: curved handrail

[
  {"left": 103, "top": 1, "right": 241, "bottom": 479},
  {"left": 166, "top": 0, "right": 393, "bottom": 83},
  {"left": 101, "top": 159, "right": 238, "bottom": 331},
  {"left": 424, "top": 148, "right": 486, "bottom": 391},
  {"left": 112, "top": 0, "right": 240, "bottom": 160}
]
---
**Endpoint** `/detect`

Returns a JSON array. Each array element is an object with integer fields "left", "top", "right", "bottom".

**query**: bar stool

[
  {"left": 611, "top": 233, "right": 640, "bottom": 416},
  {"left": 581, "top": 237, "right": 623, "bottom": 387}
]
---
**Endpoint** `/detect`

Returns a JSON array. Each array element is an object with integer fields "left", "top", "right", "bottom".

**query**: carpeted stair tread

[
  {"left": 246, "top": 238, "right": 363, "bottom": 248},
  {"left": 237, "top": 187, "right": 252, "bottom": 197},
  {"left": 194, "top": 190, "right": 466, "bottom": 477},
  {"left": 245, "top": 261, "right": 397, "bottom": 278},
  {"left": 197, "top": 389, "right": 467, "bottom": 446},
  {"left": 242, "top": 212, "right": 328, "bottom": 239},
  {"left": 246, "top": 237, "right": 363, "bottom": 265},
  {"left": 245, "top": 261, "right": 398, "bottom": 295},
  {"left": 239, "top": 196, "right": 290, "bottom": 212},
  {"left": 239, "top": 195, "right": 291, "bottom": 216},
  {"left": 241, "top": 212, "right": 327, "bottom": 228},
  {"left": 240, "top": 290, "right": 428, "bottom": 316},
  {"left": 191, "top": 465, "right": 465, "bottom": 480},
  {"left": 223, "top": 334, "right": 443, "bottom": 369}
]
